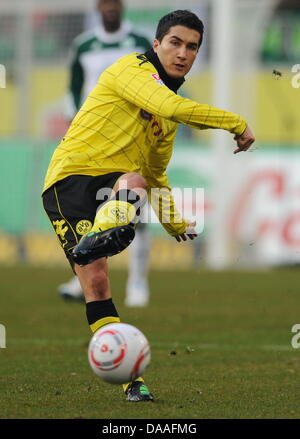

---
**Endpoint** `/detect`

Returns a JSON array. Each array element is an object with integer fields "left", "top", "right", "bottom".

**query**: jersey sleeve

[
  {"left": 114, "top": 57, "right": 247, "bottom": 136},
  {"left": 141, "top": 129, "right": 189, "bottom": 236}
]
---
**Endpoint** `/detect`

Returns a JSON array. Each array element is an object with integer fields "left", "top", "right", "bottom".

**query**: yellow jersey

[{"left": 43, "top": 52, "right": 247, "bottom": 236}]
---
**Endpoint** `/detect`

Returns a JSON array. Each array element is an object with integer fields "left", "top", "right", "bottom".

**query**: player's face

[
  {"left": 153, "top": 25, "right": 201, "bottom": 79},
  {"left": 98, "top": 0, "right": 123, "bottom": 28}
]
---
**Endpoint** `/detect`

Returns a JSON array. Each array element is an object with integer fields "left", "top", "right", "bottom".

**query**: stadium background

[{"left": 0, "top": 0, "right": 299, "bottom": 269}]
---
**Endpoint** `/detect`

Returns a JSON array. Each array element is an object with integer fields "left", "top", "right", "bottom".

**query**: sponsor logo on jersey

[
  {"left": 140, "top": 110, "right": 164, "bottom": 136},
  {"left": 151, "top": 73, "right": 164, "bottom": 85},
  {"left": 140, "top": 109, "right": 153, "bottom": 121}
]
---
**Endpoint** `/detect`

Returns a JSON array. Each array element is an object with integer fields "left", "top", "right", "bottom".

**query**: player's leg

[
  {"left": 43, "top": 175, "right": 153, "bottom": 401},
  {"left": 95, "top": 172, "right": 148, "bottom": 231},
  {"left": 56, "top": 172, "right": 129, "bottom": 301},
  {"left": 73, "top": 173, "right": 153, "bottom": 402},
  {"left": 125, "top": 221, "right": 151, "bottom": 307},
  {"left": 57, "top": 223, "right": 152, "bottom": 305},
  {"left": 58, "top": 177, "right": 151, "bottom": 303},
  {"left": 72, "top": 172, "right": 148, "bottom": 266},
  {"left": 74, "top": 259, "right": 120, "bottom": 334},
  {"left": 74, "top": 258, "right": 153, "bottom": 402}
]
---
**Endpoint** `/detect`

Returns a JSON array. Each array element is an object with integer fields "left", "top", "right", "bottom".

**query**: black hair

[{"left": 155, "top": 10, "right": 204, "bottom": 46}]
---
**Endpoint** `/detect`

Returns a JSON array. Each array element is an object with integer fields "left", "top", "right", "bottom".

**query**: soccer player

[
  {"left": 42, "top": 10, "right": 255, "bottom": 402},
  {"left": 59, "top": 0, "right": 152, "bottom": 307}
]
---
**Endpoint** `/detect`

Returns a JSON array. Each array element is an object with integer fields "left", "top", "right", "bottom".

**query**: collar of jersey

[
  {"left": 144, "top": 48, "right": 185, "bottom": 94},
  {"left": 94, "top": 20, "right": 132, "bottom": 44}
]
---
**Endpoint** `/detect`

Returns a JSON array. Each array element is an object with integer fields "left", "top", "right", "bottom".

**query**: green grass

[{"left": 0, "top": 265, "right": 300, "bottom": 419}]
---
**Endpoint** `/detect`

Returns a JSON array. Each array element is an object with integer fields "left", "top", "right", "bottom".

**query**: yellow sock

[
  {"left": 123, "top": 376, "right": 144, "bottom": 393},
  {"left": 92, "top": 200, "right": 136, "bottom": 233},
  {"left": 89, "top": 316, "right": 121, "bottom": 333}
]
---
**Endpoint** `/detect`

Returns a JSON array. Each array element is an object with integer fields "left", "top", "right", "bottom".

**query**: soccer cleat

[
  {"left": 125, "top": 381, "right": 154, "bottom": 402},
  {"left": 58, "top": 276, "right": 84, "bottom": 302},
  {"left": 72, "top": 225, "right": 135, "bottom": 266}
]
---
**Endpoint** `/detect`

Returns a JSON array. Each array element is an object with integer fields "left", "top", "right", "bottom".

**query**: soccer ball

[{"left": 88, "top": 323, "right": 151, "bottom": 384}]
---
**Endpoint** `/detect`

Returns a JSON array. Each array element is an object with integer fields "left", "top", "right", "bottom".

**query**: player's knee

[
  {"left": 120, "top": 172, "right": 148, "bottom": 191},
  {"left": 132, "top": 173, "right": 147, "bottom": 190}
]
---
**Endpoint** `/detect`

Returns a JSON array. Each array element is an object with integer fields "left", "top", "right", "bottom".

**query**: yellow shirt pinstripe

[{"left": 43, "top": 52, "right": 247, "bottom": 236}]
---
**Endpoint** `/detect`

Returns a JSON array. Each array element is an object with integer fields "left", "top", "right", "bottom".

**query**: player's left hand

[
  {"left": 233, "top": 124, "right": 255, "bottom": 154},
  {"left": 174, "top": 221, "right": 198, "bottom": 242}
]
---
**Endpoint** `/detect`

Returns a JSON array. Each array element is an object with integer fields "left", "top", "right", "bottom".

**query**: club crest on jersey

[
  {"left": 151, "top": 73, "right": 164, "bottom": 86},
  {"left": 76, "top": 219, "right": 93, "bottom": 236}
]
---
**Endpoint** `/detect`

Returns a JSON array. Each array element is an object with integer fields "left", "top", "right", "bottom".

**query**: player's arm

[
  {"left": 114, "top": 59, "right": 254, "bottom": 148},
  {"left": 144, "top": 176, "right": 189, "bottom": 237},
  {"left": 233, "top": 124, "right": 255, "bottom": 154},
  {"left": 174, "top": 221, "right": 198, "bottom": 242}
]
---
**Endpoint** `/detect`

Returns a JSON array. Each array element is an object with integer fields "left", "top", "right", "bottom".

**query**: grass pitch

[{"left": 0, "top": 265, "right": 300, "bottom": 419}]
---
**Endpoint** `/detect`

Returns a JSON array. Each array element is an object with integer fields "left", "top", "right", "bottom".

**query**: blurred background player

[{"left": 58, "top": 0, "right": 152, "bottom": 307}]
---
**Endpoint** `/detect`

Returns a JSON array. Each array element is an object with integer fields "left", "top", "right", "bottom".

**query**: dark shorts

[{"left": 42, "top": 173, "right": 123, "bottom": 264}]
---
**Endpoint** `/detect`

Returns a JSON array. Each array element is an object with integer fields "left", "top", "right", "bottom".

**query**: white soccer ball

[{"left": 88, "top": 323, "right": 151, "bottom": 384}]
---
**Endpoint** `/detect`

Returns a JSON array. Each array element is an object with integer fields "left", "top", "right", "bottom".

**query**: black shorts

[{"left": 42, "top": 173, "right": 123, "bottom": 265}]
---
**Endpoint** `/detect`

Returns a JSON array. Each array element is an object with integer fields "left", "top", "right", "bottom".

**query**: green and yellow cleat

[{"left": 125, "top": 381, "right": 154, "bottom": 402}]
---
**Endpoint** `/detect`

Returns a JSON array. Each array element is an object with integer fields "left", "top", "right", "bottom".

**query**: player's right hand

[
  {"left": 233, "top": 125, "right": 255, "bottom": 154},
  {"left": 174, "top": 221, "right": 198, "bottom": 242}
]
